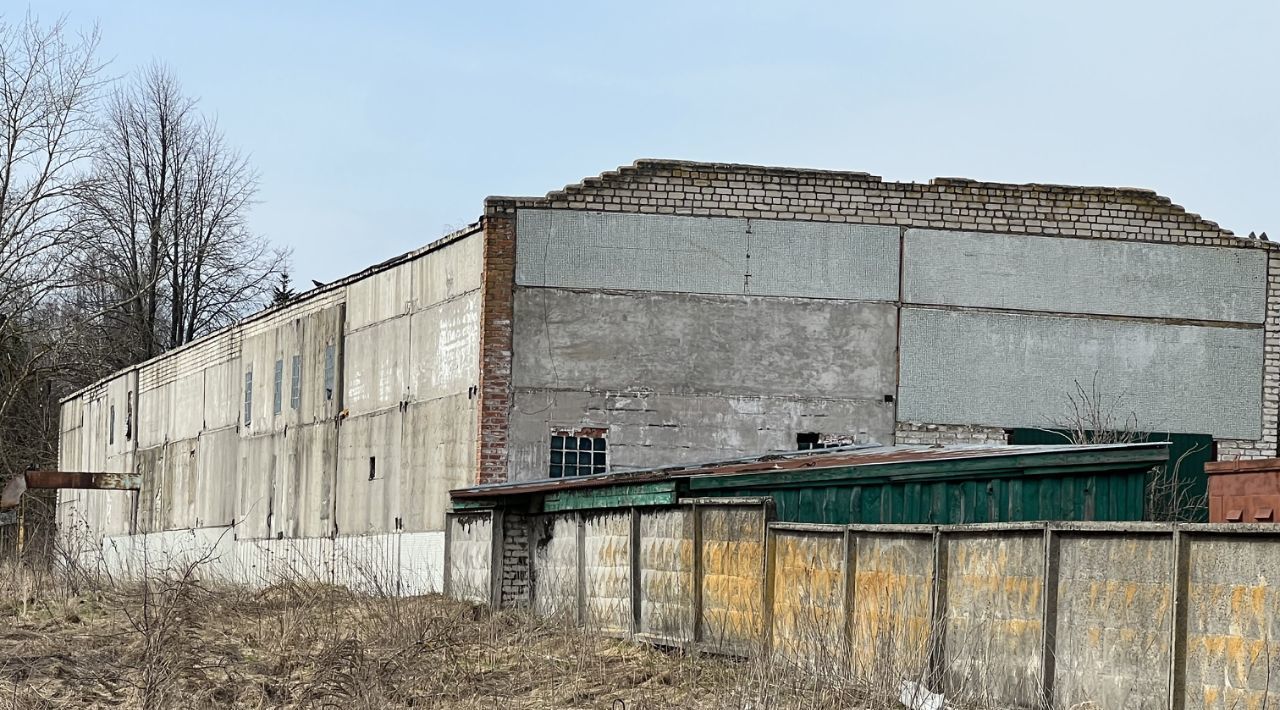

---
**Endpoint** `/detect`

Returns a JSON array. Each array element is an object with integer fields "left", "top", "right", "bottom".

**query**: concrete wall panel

[
  {"left": 446, "top": 513, "right": 493, "bottom": 603},
  {"left": 345, "top": 261, "right": 411, "bottom": 332},
  {"left": 202, "top": 360, "right": 241, "bottom": 430},
  {"left": 408, "top": 292, "right": 479, "bottom": 401},
  {"left": 400, "top": 395, "right": 476, "bottom": 532},
  {"left": 638, "top": 508, "right": 694, "bottom": 642},
  {"left": 944, "top": 532, "right": 1044, "bottom": 707},
  {"left": 270, "top": 422, "right": 338, "bottom": 538},
  {"left": 517, "top": 210, "right": 749, "bottom": 295},
  {"left": 700, "top": 505, "right": 766, "bottom": 654},
  {"left": 1184, "top": 535, "right": 1280, "bottom": 709},
  {"left": 169, "top": 370, "right": 204, "bottom": 441},
  {"left": 747, "top": 219, "right": 901, "bottom": 300},
  {"left": 509, "top": 389, "right": 892, "bottom": 480},
  {"left": 583, "top": 511, "right": 632, "bottom": 634},
  {"left": 848, "top": 532, "right": 935, "bottom": 679},
  {"left": 136, "top": 382, "right": 170, "bottom": 449},
  {"left": 516, "top": 209, "right": 899, "bottom": 301},
  {"left": 899, "top": 307, "right": 1264, "bottom": 439},
  {"left": 336, "top": 410, "right": 401, "bottom": 535},
  {"left": 1054, "top": 533, "right": 1172, "bottom": 709},
  {"left": 514, "top": 289, "right": 897, "bottom": 399},
  {"left": 343, "top": 318, "right": 408, "bottom": 416},
  {"left": 905, "top": 229, "right": 1267, "bottom": 323},
  {"left": 770, "top": 528, "right": 845, "bottom": 662},
  {"left": 412, "top": 232, "right": 482, "bottom": 309},
  {"left": 195, "top": 428, "right": 239, "bottom": 529},
  {"left": 235, "top": 435, "right": 278, "bottom": 539}
]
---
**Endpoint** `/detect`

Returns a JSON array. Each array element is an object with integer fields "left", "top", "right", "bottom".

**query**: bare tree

[
  {"left": 0, "top": 14, "right": 104, "bottom": 475},
  {"left": 76, "top": 64, "right": 287, "bottom": 369},
  {"left": 1045, "top": 374, "right": 1206, "bottom": 522}
]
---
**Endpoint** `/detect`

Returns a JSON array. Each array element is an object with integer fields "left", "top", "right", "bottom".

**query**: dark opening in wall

[
  {"left": 797, "top": 432, "right": 855, "bottom": 450},
  {"left": 368, "top": 456, "right": 377, "bottom": 481}
]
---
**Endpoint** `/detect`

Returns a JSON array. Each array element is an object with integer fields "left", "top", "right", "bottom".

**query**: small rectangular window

[
  {"left": 323, "top": 344, "right": 336, "bottom": 401},
  {"left": 290, "top": 355, "right": 302, "bottom": 410},
  {"left": 549, "top": 429, "right": 607, "bottom": 478},
  {"left": 273, "top": 358, "right": 284, "bottom": 415},
  {"left": 125, "top": 393, "right": 133, "bottom": 441},
  {"left": 109, "top": 405, "right": 116, "bottom": 445},
  {"left": 244, "top": 369, "right": 254, "bottom": 427},
  {"left": 368, "top": 456, "right": 377, "bottom": 481}
]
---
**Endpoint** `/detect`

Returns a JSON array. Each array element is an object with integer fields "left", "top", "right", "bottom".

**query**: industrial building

[{"left": 55, "top": 159, "right": 1278, "bottom": 588}]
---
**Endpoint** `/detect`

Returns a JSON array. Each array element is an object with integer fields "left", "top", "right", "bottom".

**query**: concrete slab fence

[{"left": 446, "top": 501, "right": 1280, "bottom": 709}]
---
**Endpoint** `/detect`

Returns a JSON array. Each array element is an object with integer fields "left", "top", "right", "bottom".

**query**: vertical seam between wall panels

[{"left": 894, "top": 227, "right": 906, "bottom": 442}]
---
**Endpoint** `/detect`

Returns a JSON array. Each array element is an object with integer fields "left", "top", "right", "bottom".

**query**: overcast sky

[{"left": 29, "top": 1, "right": 1280, "bottom": 283}]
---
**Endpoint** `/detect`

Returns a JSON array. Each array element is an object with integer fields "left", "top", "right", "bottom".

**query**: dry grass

[{"left": 0, "top": 561, "right": 888, "bottom": 710}]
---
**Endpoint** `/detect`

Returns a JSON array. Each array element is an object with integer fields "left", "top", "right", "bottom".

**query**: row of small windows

[
  {"left": 244, "top": 344, "right": 337, "bottom": 427},
  {"left": 545, "top": 431, "right": 852, "bottom": 479}
]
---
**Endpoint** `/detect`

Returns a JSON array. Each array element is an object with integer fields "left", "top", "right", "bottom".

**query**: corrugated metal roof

[{"left": 450, "top": 442, "right": 1169, "bottom": 499}]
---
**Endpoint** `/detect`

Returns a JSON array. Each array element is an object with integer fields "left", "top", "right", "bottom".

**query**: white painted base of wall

[{"left": 65, "top": 527, "right": 444, "bottom": 596}]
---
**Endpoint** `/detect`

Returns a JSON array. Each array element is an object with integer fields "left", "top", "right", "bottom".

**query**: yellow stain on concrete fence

[
  {"left": 771, "top": 532, "right": 844, "bottom": 661},
  {"left": 848, "top": 539, "right": 934, "bottom": 677},
  {"left": 700, "top": 508, "right": 765, "bottom": 651}
]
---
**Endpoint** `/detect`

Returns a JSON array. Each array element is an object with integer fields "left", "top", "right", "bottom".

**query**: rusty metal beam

[{"left": 1, "top": 470, "right": 142, "bottom": 509}]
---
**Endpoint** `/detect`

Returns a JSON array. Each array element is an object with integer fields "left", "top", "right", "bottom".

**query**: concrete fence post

[
  {"left": 691, "top": 502, "right": 704, "bottom": 645},
  {"left": 762, "top": 520, "right": 778, "bottom": 656},
  {"left": 489, "top": 508, "right": 505, "bottom": 609},
  {"left": 441, "top": 513, "right": 454, "bottom": 599},
  {"left": 575, "top": 511, "right": 586, "bottom": 626},
  {"left": 1039, "top": 525, "right": 1062, "bottom": 707},
  {"left": 1167, "top": 525, "right": 1189, "bottom": 710},
  {"left": 629, "top": 507, "right": 642, "bottom": 638},
  {"left": 841, "top": 526, "right": 857, "bottom": 662},
  {"left": 928, "top": 527, "right": 950, "bottom": 691}
]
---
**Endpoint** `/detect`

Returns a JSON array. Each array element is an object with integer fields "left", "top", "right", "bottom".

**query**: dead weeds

[{"left": 0, "top": 564, "right": 881, "bottom": 709}]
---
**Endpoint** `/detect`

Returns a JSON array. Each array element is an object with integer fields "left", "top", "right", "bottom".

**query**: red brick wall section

[{"left": 476, "top": 201, "right": 517, "bottom": 484}]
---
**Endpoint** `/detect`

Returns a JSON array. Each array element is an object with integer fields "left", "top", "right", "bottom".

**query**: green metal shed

[{"left": 451, "top": 442, "right": 1170, "bottom": 525}]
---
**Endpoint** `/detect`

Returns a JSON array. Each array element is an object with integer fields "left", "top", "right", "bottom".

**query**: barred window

[{"left": 550, "top": 429, "right": 607, "bottom": 478}]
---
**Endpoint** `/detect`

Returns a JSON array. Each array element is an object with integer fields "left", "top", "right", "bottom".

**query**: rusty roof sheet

[{"left": 450, "top": 442, "right": 1168, "bottom": 499}]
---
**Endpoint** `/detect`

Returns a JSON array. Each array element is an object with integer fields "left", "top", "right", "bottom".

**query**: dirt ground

[{"left": 0, "top": 566, "right": 881, "bottom": 709}]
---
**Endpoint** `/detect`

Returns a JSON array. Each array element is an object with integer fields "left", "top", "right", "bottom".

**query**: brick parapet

[{"left": 526, "top": 159, "right": 1263, "bottom": 250}]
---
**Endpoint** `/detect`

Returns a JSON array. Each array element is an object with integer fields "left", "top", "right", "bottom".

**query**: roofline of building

[
  {"left": 450, "top": 441, "right": 1170, "bottom": 500},
  {"left": 483, "top": 158, "right": 1271, "bottom": 248},
  {"left": 61, "top": 221, "right": 484, "bottom": 404}
]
